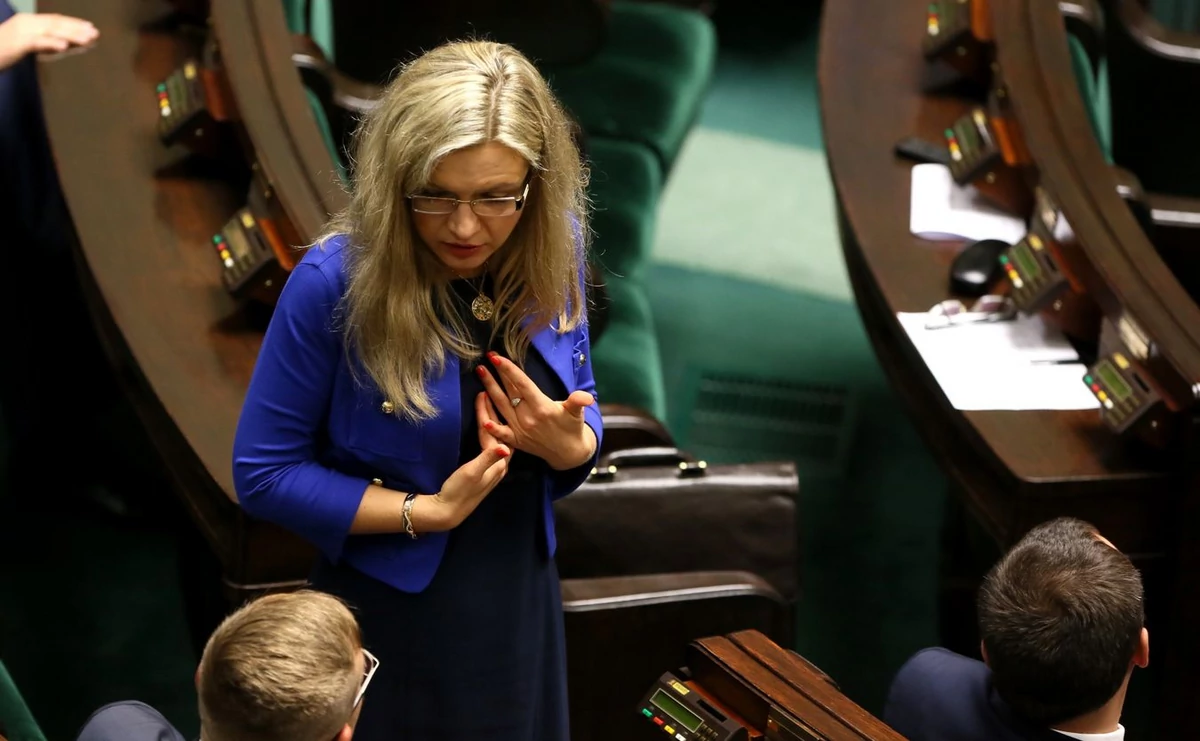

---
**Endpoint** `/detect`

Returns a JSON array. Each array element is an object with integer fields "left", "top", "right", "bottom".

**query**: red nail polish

[
  {"left": 475, "top": 365, "right": 487, "bottom": 378},
  {"left": 488, "top": 351, "right": 500, "bottom": 364},
  {"left": 484, "top": 421, "right": 494, "bottom": 430}
]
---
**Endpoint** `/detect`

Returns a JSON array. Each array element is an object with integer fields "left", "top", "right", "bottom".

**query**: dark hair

[{"left": 978, "top": 517, "right": 1144, "bottom": 726}]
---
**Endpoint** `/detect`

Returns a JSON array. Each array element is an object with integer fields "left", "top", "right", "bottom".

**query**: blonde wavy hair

[
  {"left": 320, "top": 40, "right": 590, "bottom": 420},
  {"left": 197, "top": 590, "right": 363, "bottom": 741}
]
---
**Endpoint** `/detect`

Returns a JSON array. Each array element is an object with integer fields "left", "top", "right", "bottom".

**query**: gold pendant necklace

[
  {"left": 471, "top": 294, "right": 495, "bottom": 321},
  {"left": 464, "top": 267, "right": 495, "bottom": 321}
]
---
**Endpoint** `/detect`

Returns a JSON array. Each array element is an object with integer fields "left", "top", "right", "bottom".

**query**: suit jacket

[
  {"left": 232, "top": 234, "right": 603, "bottom": 593},
  {"left": 0, "top": 0, "right": 71, "bottom": 254},
  {"left": 75, "top": 702, "right": 186, "bottom": 741},
  {"left": 883, "top": 648, "right": 1070, "bottom": 741}
]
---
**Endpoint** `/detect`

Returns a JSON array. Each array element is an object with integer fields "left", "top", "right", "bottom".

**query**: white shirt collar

[{"left": 1052, "top": 724, "right": 1125, "bottom": 741}]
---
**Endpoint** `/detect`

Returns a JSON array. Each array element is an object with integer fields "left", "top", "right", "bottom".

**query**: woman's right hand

[{"left": 414, "top": 393, "right": 511, "bottom": 529}]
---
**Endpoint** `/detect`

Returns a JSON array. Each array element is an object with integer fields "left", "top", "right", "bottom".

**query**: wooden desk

[
  {"left": 821, "top": 0, "right": 1200, "bottom": 731},
  {"left": 819, "top": 0, "right": 1175, "bottom": 558},
  {"left": 35, "top": 0, "right": 329, "bottom": 593}
]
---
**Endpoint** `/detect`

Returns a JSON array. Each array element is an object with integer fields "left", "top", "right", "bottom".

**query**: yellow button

[
  {"left": 1098, "top": 391, "right": 1108, "bottom": 402},
  {"left": 664, "top": 727, "right": 674, "bottom": 735},
  {"left": 381, "top": 401, "right": 395, "bottom": 414},
  {"left": 371, "top": 478, "right": 383, "bottom": 486},
  {"left": 1114, "top": 353, "right": 1130, "bottom": 370}
]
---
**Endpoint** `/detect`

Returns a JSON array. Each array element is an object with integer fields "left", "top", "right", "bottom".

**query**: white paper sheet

[
  {"left": 909, "top": 163, "right": 1027, "bottom": 244},
  {"left": 897, "top": 312, "right": 1101, "bottom": 411}
]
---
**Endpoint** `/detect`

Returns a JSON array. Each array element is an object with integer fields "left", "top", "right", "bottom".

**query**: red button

[{"left": 654, "top": 718, "right": 664, "bottom": 726}]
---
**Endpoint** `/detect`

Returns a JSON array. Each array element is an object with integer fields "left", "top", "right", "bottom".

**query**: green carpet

[
  {"left": 645, "top": 263, "right": 946, "bottom": 711},
  {"left": 652, "top": 128, "right": 849, "bottom": 302},
  {"left": 0, "top": 400, "right": 200, "bottom": 741},
  {"left": 641, "top": 0, "right": 950, "bottom": 713}
]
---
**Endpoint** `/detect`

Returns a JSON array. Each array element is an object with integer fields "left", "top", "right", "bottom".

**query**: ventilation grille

[{"left": 683, "top": 371, "right": 857, "bottom": 474}]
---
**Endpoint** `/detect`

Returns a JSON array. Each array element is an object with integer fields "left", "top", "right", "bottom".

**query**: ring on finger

[{"left": 511, "top": 397, "right": 523, "bottom": 408}]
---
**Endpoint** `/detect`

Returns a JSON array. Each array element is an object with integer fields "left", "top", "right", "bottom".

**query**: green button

[
  {"left": 642, "top": 709, "right": 653, "bottom": 717},
  {"left": 1084, "top": 375, "right": 1093, "bottom": 384}
]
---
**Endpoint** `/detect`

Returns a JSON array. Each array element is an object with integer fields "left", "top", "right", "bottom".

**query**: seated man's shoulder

[
  {"left": 884, "top": 648, "right": 998, "bottom": 741},
  {"left": 898, "top": 647, "right": 989, "bottom": 683},
  {"left": 76, "top": 701, "right": 186, "bottom": 741},
  {"left": 897, "top": 642, "right": 988, "bottom": 700}
]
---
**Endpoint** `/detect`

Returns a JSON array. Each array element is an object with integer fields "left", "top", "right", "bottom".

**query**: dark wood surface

[
  {"left": 36, "top": 0, "right": 318, "bottom": 587},
  {"left": 1001, "top": 0, "right": 1200, "bottom": 397},
  {"left": 819, "top": 0, "right": 1178, "bottom": 556},
  {"left": 687, "top": 630, "right": 905, "bottom": 740},
  {"left": 822, "top": 0, "right": 1200, "bottom": 731},
  {"left": 211, "top": 0, "right": 341, "bottom": 239}
]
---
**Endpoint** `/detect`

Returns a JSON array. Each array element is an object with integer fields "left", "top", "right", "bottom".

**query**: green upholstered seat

[
  {"left": 586, "top": 137, "right": 663, "bottom": 281},
  {"left": 0, "top": 662, "right": 45, "bottom": 741},
  {"left": 584, "top": 137, "right": 668, "bottom": 416},
  {"left": 282, "top": 0, "right": 334, "bottom": 56},
  {"left": 1068, "top": 33, "right": 1113, "bottom": 163},
  {"left": 591, "top": 276, "right": 667, "bottom": 420},
  {"left": 541, "top": 1, "right": 716, "bottom": 176}
]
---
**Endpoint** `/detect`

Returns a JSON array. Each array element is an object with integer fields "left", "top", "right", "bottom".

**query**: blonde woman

[{"left": 232, "top": 40, "right": 602, "bottom": 741}]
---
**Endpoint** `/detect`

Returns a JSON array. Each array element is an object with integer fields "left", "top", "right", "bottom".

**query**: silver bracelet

[{"left": 402, "top": 492, "right": 419, "bottom": 540}]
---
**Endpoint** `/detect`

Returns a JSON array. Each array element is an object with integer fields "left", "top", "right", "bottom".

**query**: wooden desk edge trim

[{"left": 999, "top": 0, "right": 1200, "bottom": 387}]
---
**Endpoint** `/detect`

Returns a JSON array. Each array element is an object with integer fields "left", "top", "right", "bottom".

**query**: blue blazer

[
  {"left": 883, "top": 648, "right": 1071, "bottom": 741},
  {"left": 232, "top": 235, "right": 603, "bottom": 593}
]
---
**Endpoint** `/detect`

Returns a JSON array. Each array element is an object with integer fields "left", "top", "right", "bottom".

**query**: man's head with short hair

[
  {"left": 978, "top": 517, "right": 1147, "bottom": 726},
  {"left": 197, "top": 590, "right": 365, "bottom": 741}
]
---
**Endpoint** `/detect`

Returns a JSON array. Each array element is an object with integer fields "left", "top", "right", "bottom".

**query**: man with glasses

[{"left": 75, "top": 590, "right": 377, "bottom": 741}]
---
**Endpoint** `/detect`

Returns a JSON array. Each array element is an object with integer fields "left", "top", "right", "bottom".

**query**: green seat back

[
  {"left": 283, "top": 1, "right": 348, "bottom": 184},
  {"left": 304, "top": 87, "right": 349, "bottom": 185},
  {"left": 586, "top": 137, "right": 663, "bottom": 280},
  {"left": 541, "top": 1, "right": 716, "bottom": 175},
  {"left": 591, "top": 276, "right": 667, "bottom": 420},
  {"left": 1068, "top": 32, "right": 1113, "bottom": 164},
  {"left": 282, "top": 0, "right": 334, "bottom": 58},
  {"left": 0, "top": 662, "right": 45, "bottom": 741}
]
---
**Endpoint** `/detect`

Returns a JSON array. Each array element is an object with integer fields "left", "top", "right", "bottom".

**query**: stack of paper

[
  {"left": 909, "top": 163, "right": 1027, "bottom": 244},
  {"left": 896, "top": 312, "right": 1100, "bottom": 411}
]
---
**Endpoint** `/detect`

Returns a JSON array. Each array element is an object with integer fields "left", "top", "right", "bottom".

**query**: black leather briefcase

[{"left": 553, "top": 447, "right": 800, "bottom": 604}]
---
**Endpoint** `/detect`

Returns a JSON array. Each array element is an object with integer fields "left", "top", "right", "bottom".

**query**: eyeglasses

[
  {"left": 408, "top": 179, "right": 531, "bottom": 217},
  {"left": 354, "top": 649, "right": 380, "bottom": 708}
]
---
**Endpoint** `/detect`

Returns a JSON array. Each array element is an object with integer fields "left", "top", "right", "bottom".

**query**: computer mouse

[{"left": 950, "top": 239, "right": 1009, "bottom": 297}]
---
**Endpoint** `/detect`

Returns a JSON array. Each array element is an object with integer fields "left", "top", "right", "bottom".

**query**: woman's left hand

[{"left": 475, "top": 352, "right": 598, "bottom": 471}]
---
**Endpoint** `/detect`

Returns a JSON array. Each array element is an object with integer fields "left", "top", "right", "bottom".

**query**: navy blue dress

[{"left": 311, "top": 277, "right": 571, "bottom": 741}]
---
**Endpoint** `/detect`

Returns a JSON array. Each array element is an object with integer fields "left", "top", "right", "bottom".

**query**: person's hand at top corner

[{"left": 0, "top": 12, "right": 98, "bottom": 71}]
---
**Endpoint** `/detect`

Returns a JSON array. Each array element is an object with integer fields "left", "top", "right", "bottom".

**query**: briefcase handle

[
  {"left": 593, "top": 448, "right": 710, "bottom": 481},
  {"left": 598, "top": 446, "right": 693, "bottom": 469}
]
